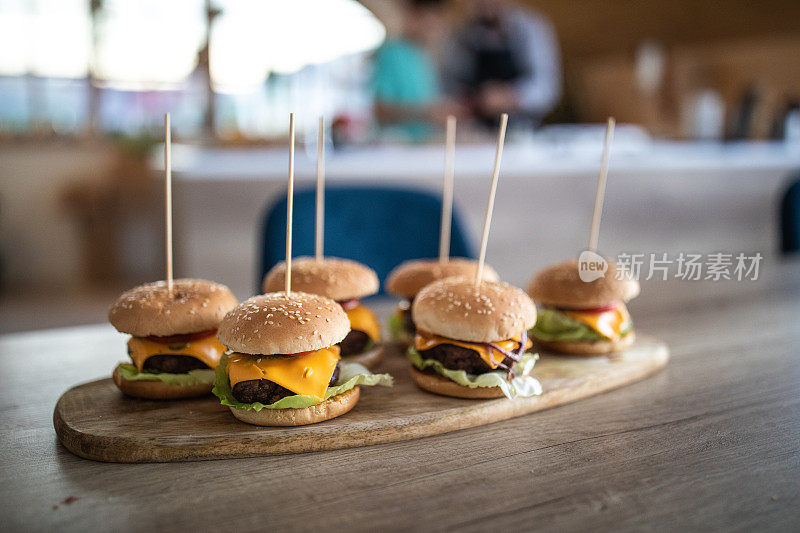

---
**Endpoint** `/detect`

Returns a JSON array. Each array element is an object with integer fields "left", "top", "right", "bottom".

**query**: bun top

[
  {"left": 108, "top": 278, "right": 238, "bottom": 337},
  {"left": 217, "top": 291, "right": 350, "bottom": 355},
  {"left": 262, "top": 257, "right": 379, "bottom": 301},
  {"left": 412, "top": 277, "right": 536, "bottom": 343},
  {"left": 526, "top": 259, "right": 640, "bottom": 308},
  {"left": 386, "top": 258, "right": 499, "bottom": 299}
]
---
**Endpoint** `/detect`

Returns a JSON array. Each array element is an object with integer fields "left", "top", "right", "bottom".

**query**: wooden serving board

[{"left": 54, "top": 335, "right": 669, "bottom": 463}]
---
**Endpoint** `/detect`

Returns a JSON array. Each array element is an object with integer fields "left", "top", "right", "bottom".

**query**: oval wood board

[{"left": 54, "top": 335, "right": 668, "bottom": 463}]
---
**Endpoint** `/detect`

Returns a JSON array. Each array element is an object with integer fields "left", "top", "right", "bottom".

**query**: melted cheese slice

[
  {"left": 226, "top": 346, "right": 341, "bottom": 398},
  {"left": 561, "top": 304, "right": 631, "bottom": 341},
  {"left": 415, "top": 332, "right": 532, "bottom": 369},
  {"left": 127, "top": 335, "right": 226, "bottom": 372},
  {"left": 346, "top": 305, "right": 381, "bottom": 342}
]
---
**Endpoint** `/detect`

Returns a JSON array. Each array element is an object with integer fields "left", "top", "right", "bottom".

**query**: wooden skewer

[
  {"left": 474, "top": 113, "right": 508, "bottom": 288},
  {"left": 315, "top": 116, "right": 325, "bottom": 263},
  {"left": 164, "top": 113, "right": 173, "bottom": 293},
  {"left": 439, "top": 115, "right": 456, "bottom": 264},
  {"left": 588, "top": 117, "right": 615, "bottom": 252},
  {"left": 285, "top": 113, "right": 295, "bottom": 294}
]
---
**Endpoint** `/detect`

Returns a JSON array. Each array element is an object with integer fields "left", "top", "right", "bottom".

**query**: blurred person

[
  {"left": 445, "top": 0, "right": 561, "bottom": 128},
  {"left": 372, "top": 0, "right": 462, "bottom": 141}
]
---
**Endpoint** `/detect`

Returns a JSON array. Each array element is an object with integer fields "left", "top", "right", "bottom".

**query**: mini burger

[
  {"left": 108, "top": 278, "right": 238, "bottom": 400},
  {"left": 526, "top": 259, "right": 640, "bottom": 355},
  {"left": 213, "top": 291, "right": 392, "bottom": 426},
  {"left": 262, "top": 257, "right": 383, "bottom": 368},
  {"left": 407, "top": 277, "right": 541, "bottom": 399},
  {"left": 386, "top": 258, "right": 499, "bottom": 346}
]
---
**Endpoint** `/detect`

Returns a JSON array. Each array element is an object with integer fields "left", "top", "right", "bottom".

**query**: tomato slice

[
  {"left": 145, "top": 329, "right": 217, "bottom": 344},
  {"left": 561, "top": 302, "right": 619, "bottom": 314}
]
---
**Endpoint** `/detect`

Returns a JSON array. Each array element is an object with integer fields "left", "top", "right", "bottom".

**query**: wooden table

[{"left": 2, "top": 258, "right": 799, "bottom": 531}]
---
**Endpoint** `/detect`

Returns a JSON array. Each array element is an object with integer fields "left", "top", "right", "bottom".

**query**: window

[{"left": 0, "top": 0, "right": 385, "bottom": 137}]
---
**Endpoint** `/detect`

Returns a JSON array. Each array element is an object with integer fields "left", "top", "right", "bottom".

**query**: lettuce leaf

[
  {"left": 530, "top": 308, "right": 629, "bottom": 342},
  {"left": 388, "top": 312, "right": 414, "bottom": 343},
  {"left": 407, "top": 347, "right": 542, "bottom": 399},
  {"left": 116, "top": 363, "right": 215, "bottom": 386},
  {"left": 361, "top": 338, "right": 376, "bottom": 353},
  {"left": 212, "top": 354, "right": 393, "bottom": 411}
]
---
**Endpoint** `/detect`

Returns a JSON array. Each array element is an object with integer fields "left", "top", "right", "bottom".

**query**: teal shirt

[{"left": 372, "top": 39, "right": 440, "bottom": 141}]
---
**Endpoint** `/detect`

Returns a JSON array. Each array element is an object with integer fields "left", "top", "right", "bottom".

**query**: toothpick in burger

[
  {"left": 526, "top": 259, "right": 640, "bottom": 355},
  {"left": 213, "top": 291, "right": 392, "bottom": 426},
  {"left": 386, "top": 258, "right": 499, "bottom": 346},
  {"left": 407, "top": 277, "right": 541, "bottom": 399},
  {"left": 108, "top": 278, "right": 238, "bottom": 400},
  {"left": 262, "top": 257, "right": 383, "bottom": 368}
]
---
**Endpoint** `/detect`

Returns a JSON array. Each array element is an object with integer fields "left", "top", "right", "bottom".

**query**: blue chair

[
  {"left": 258, "top": 185, "right": 475, "bottom": 294},
  {"left": 780, "top": 176, "right": 800, "bottom": 254}
]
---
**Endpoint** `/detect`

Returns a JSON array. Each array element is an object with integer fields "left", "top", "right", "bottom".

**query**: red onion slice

[
  {"left": 337, "top": 299, "right": 361, "bottom": 311},
  {"left": 480, "top": 330, "right": 528, "bottom": 381}
]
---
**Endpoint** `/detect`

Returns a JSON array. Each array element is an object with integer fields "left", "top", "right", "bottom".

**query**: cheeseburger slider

[
  {"left": 386, "top": 258, "right": 499, "bottom": 346},
  {"left": 213, "top": 291, "right": 392, "bottom": 426},
  {"left": 407, "top": 277, "right": 541, "bottom": 399},
  {"left": 108, "top": 278, "right": 238, "bottom": 400},
  {"left": 262, "top": 257, "right": 383, "bottom": 368},
  {"left": 527, "top": 259, "right": 640, "bottom": 355}
]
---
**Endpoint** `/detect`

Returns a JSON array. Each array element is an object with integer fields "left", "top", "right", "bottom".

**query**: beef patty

[
  {"left": 140, "top": 354, "right": 210, "bottom": 373},
  {"left": 400, "top": 298, "right": 417, "bottom": 334},
  {"left": 232, "top": 363, "right": 341, "bottom": 404},
  {"left": 338, "top": 330, "right": 371, "bottom": 356},
  {"left": 401, "top": 307, "right": 416, "bottom": 334},
  {"left": 418, "top": 343, "right": 515, "bottom": 375}
]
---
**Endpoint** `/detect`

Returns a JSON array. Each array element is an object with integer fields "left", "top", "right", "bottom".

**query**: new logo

[{"left": 578, "top": 250, "right": 607, "bottom": 282}]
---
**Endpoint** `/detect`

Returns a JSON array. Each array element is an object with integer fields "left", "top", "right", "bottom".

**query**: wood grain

[
  {"left": 2, "top": 259, "right": 799, "bottom": 531},
  {"left": 53, "top": 337, "right": 668, "bottom": 463}
]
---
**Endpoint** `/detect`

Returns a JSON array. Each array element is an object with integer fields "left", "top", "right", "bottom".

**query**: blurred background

[{"left": 1, "top": 0, "right": 799, "bottom": 333}]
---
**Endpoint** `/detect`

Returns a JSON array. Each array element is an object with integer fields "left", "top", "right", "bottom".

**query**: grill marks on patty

[
  {"left": 141, "top": 354, "right": 211, "bottom": 373},
  {"left": 338, "top": 330, "right": 371, "bottom": 356},
  {"left": 419, "top": 343, "right": 515, "bottom": 375},
  {"left": 231, "top": 363, "right": 341, "bottom": 404}
]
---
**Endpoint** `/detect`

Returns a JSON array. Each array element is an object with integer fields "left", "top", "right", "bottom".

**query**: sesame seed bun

[
  {"left": 109, "top": 279, "right": 238, "bottom": 337},
  {"left": 526, "top": 259, "right": 640, "bottom": 309},
  {"left": 227, "top": 386, "right": 360, "bottom": 426},
  {"left": 534, "top": 331, "right": 636, "bottom": 355},
  {"left": 262, "top": 257, "right": 379, "bottom": 301},
  {"left": 217, "top": 291, "right": 349, "bottom": 355},
  {"left": 386, "top": 258, "right": 499, "bottom": 299},
  {"left": 112, "top": 365, "right": 212, "bottom": 400},
  {"left": 412, "top": 277, "right": 537, "bottom": 343},
  {"left": 409, "top": 367, "right": 509, "bottom": 398}
]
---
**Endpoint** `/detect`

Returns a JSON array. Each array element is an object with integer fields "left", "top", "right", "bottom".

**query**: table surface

[{"left": 2, "top": 258, "right": 799, "bottom": 531}]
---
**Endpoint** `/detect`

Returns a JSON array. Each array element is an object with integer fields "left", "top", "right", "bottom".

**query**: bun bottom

[
  {"left": 112, "top": 365, "right": 212, "bottom": 400},
  {"left": 409, "top": 367, "right": 507, "bottom": 399},
  {"left": 228, "top": 386, "right": 360, "bottom": 426},
  {"left": 534, "top": 331, "right": 635, "bottom": 355},
  {"left": 388, "top": 338, "right": 412, "bottom": 352},
  {"left": 389, "top": 338, "right": 412, "bottom": 350},
  {"left": 343, "top": 344, "right": 384, "bottom": 369}
]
